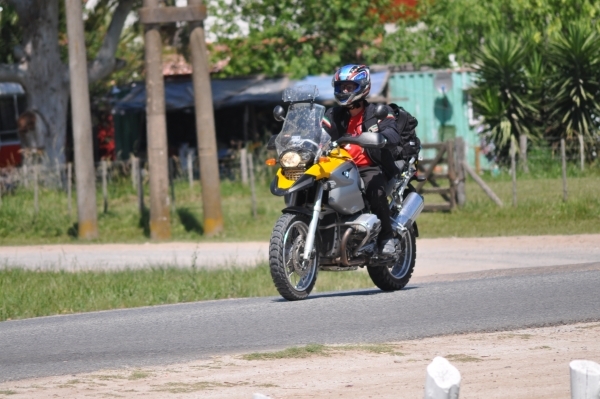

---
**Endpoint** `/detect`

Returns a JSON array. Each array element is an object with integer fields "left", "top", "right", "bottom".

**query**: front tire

[
  {"left": 368, "top": 228, "right": 416, "bottom": 291},
  {"left": 269, "top": 213, "right": 318, "bottom": 301}
]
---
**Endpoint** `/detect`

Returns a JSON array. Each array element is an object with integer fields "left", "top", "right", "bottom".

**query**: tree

[
  {"left": 471, "top": 34, "right": 538, "bottom": 206},
  {"left": 207, "top": 0, "right": 395, "bottom": 78},
  {"left": 547, "top": 22, "right": 600, "bottom": 173},
  {"left": 0, "top": 0, "right": 136, "bottom": 164},
  {"left": 381, "top": 0, "right": 600, "bottom": 70}
]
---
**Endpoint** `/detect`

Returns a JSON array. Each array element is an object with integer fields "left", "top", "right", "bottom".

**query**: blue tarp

[{"left": 112, "top": 71, "right": 389, "bottom": 112}]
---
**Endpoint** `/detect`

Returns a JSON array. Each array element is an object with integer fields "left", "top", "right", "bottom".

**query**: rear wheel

[
  {"left": 368, "top": 228, "right": 416, "bottom": 291},
  {"left": 269, "top": 213, "right": 318, "bottom": 301}
]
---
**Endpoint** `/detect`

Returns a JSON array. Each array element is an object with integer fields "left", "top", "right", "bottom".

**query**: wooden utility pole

[
  {"left": 65, "top": 0, "right": 98, "bottom": 239},
  {"left": 189, "top": 0, "right": 224, "bottom": 235},
  {"left": 139, "top": 0, "right": 219, "bottom": 236},
  {"left": 143, "top": 0, "right": 171, "bottom": 240}
]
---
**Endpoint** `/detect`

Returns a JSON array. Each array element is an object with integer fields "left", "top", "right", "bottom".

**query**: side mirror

[
  {"left": 374, "top": 104, "right": 388, "bottom": 120},
  {"left": 273, "top": 105, "right": 286, "bottom": 122}
]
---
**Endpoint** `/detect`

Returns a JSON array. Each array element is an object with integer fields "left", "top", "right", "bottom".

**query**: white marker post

[
  {"left": 424, "top": 356, "right": 461, "bottom": 399},
  {"left": 570, "top": 360, "right": 600, "bottom": 399}
]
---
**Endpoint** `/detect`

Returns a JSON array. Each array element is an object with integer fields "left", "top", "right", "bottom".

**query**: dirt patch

[{"left": 2, "top": 322, "right": 599, "bottom": 398}]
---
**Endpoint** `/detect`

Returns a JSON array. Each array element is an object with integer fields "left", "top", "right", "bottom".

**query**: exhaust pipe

[{"left": 392, "top": 192, "right": 424, "bottom": 233}]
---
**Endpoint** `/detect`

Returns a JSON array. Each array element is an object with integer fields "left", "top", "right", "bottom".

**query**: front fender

[{"left": 270, "top": 174, "right": 316, "bottom": 196}]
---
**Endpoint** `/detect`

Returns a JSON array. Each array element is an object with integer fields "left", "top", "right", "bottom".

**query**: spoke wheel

[
  {"left": 368, "top": 228, "right": 416, "bottom": 291},
  {"left": 269, "top": 213, "right": 318, "bottom": 300}
]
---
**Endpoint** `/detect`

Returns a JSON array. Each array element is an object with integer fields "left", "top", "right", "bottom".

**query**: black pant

[{"left": 359, "top": 166, "right": 393, "bottom": 241}]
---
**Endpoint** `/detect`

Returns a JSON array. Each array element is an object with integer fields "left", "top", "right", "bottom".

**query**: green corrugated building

[{"left": 388, "top": 69, "right": 487, "bottom": 169}]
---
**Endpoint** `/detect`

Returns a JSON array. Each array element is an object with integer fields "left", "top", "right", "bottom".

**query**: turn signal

[
  {"left": 265, "top": 158, "right": 277, "bottom": 166},
  {"left": 318, "top": 156, "right": 330, "bottom": 163}
]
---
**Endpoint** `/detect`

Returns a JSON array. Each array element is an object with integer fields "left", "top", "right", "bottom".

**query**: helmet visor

[{"left": 334, "top": 81, "right": 360, "bottom": 94}]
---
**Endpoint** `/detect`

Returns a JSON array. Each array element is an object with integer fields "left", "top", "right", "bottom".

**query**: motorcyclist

[{"left": 321, "top": 64, "right": 400, "bottom": 256}]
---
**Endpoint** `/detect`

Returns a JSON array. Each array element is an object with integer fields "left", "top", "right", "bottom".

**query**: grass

[
  {"left": 0, "top": 178, "right": 283, "bottom": 245},
  {"left": 0, "top": 264, "right": 376, "bottom": 321},
  {"left": 242, "top": 343, "right": 403, "bottom": 361},
  {"left": 0, "top": 156, "right": 598, "bottom": 245},
  {"left": 419, "top": 175, "right": 600, "bottom": 237}
]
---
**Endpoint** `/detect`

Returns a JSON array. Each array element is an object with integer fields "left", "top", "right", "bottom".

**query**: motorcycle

[{"left": 266, "top": 85, "right": 424, "bottom": 301}]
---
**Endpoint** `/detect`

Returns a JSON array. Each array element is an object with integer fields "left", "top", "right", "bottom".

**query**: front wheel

[
  {"left": 269, "top": 213, "right": 318, "bottom": 301},
  {"left": 368, "top": 228, "right": 416, "bottom": 291}
]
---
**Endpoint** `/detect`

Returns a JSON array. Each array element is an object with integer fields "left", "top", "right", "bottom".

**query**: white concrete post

[
  {"left": 424, "top": 356, "right": 461, "bottom": 399},
  {"left": 570, "top": 360, "right": 600, "bottom": 399}
]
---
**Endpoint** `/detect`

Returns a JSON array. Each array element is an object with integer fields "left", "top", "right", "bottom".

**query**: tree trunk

[
  {"left": 2, "top": 0, "right": 135, "bottom": 167},
  {"left": 519, "top": 134, "right": 529, "bottom": 174},
  {"left": 17, "top": 1, "right": 69, "bottom": 166}
]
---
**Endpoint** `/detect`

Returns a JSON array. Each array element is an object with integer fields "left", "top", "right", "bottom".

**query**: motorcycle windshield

[{"left": 275, "top": 102, "right": 330, "bottom": 157}]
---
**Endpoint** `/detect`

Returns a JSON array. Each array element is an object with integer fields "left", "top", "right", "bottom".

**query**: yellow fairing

[{"left": 276, "top": 148, "right": 352, "bottom": 189}]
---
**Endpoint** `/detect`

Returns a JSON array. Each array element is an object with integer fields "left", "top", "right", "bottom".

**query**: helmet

[{"left": 332, "top": 64, "right": 371, "bottom": 107}]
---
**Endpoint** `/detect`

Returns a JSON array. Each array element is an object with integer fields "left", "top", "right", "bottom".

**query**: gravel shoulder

[
  {"left": 1, "top": 234, "right": 599, "bottom": 275},
  {"left": 2, "top": 322, "right": 598, "bottom": 398}
]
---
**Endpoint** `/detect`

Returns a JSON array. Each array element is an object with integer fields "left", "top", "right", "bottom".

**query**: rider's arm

[{"left": 376, "top": 105, "right": 400, "bottom": 148}]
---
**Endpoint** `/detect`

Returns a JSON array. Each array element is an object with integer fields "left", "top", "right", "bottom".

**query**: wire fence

[{"left": 0, "top": 146, "right": 276, "bottom": 215}]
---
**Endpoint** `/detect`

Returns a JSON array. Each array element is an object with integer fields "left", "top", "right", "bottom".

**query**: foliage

[
  {"left": 381, "top": 0, "right": 600, "bottom": 70},
  {"left": 207, "top": 0, "right": 396, "bottom": 78},
  {"left": 0, "top": 2, "right": 21, "bottom": 64},
  {"left": 84, "top": 0, "right": 145, "bottom": 97},
  {"left": 470, "top": 34, "right": 538, "bottom": 156},
  {"left": 546, "top": 22, "right": 600, "bottom": 141}
]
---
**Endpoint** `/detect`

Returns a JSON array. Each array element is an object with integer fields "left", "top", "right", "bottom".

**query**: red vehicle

[{"left": 0, "top": 83, "right": 26, "bottom": 167}]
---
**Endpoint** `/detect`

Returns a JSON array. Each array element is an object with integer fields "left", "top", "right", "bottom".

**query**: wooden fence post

[
  {"left": 454, "top": 137, "right": 466, "bottom": 207},
  {"left": 578, "top": 134, "right": 585, "bottom": 172},
  {"left": 102, "top": 160, "right": 108, "bottom": 214},
  {"left": 510, "top": 138, "right": 517, "bottom": 207},
  {"left": 248, "top": 152, "right": 257, "bottom": 218},
  {"left": 22, "top": 164, "right": 28, "bottom": 188},
  {"left": 424, "top": 357, "right": 461, "bottom": 399},
  {"left": 168, "top": 156, "right": 176, "bottom": 213},
  {"left": 136, "top": 157, "right": 144, "bottom": 214},
  {"left": 67, "top": 162, "right": 73, "bottom": 218},
  {"left": 131, "top": 155, "right": 138, "bottom": 190},
  {"left": 561, "top": 138, "right": 568, "bottom": 202},
  {"left": 33, "top": 164, "right": 39, "bottom": 215},
  {"left": 446, "top": 141, "right": 457, "bottom": 209},
  {"left": 570, "top": 360, "right": 600, "bottom": 399},
  {"left": 187, "top": 151, "right": 194, "bottom": 190},
  {"left": 463, "top": 161, "right": 503, "bottom": 207},
  {"left": 240, "top": 148, "right": 248, "bottom": 185}
]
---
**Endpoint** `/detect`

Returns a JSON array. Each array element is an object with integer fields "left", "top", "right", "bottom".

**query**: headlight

[{"left": 280, "top": 151, "right": 302, "bottom": 167}]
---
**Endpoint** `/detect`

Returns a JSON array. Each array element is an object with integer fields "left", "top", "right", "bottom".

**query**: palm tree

[
  {"left": 471, "top": 34, "right": 539, "bottom": 206},
  {"left": 547, "top": 22, "right": 600, "bottom": 177}
]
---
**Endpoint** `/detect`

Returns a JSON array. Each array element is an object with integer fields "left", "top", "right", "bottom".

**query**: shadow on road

[{"left": 270, "top": 286, "right": 419, "bottom": 302}]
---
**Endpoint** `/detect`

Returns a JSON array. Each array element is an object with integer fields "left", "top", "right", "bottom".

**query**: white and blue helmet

[{"left": 332, "top": 64, "right": 371, "bottom": 107}]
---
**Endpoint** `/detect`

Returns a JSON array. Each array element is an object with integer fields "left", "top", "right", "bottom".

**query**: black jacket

[{"left": 322, "top": 101, "right": 400, "bottom": 178}]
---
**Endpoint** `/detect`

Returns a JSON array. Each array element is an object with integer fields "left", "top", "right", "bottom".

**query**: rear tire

[
  {"left": 368, "top": 227, "right": 416, "bottom": 291},
  {"left": 269, "top": 213, "right": 318, "bottom": 301}
]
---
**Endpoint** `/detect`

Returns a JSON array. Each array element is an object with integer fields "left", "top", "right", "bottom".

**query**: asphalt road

[{"left": 2, "top": 265, "right": 600, "bottom": 382}]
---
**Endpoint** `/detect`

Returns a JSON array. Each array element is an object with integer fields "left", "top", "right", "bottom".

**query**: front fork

[{"left": 302, "top": 183, "right": 324, "bottom": 261}]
